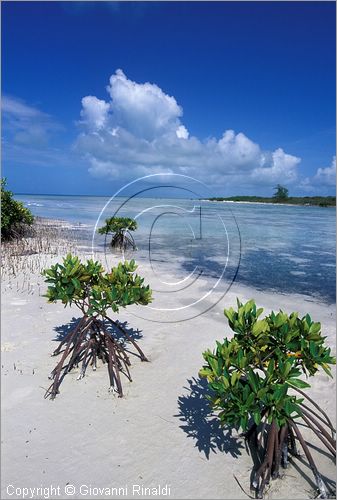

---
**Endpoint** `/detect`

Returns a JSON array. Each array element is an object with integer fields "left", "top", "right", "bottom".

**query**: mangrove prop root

[
  {"left": 247, "top": 409, "right": 333, "bottom": 499},
  {"left": 110, "top": 231, "right": 136, "bottom": 250},
  {"left": 253, "top": 420, "right": 277, "bottom": 498},
  {"left": 300, "top": 408, "right": 336, "bottom": 450},
  {"left": 288, "top": 424, "right": 300, "bottom": 457},
  {"left": 292, "top": 386, "right": 335, "bottom": 436},
  {"left": 301, "top": 406, "right": 336, "bottom": 448},
  {"left": 301, "top": 414, "right": 336, "bottom": 457},
  {"left": 290, "top": 420, "right": 328, "bottom": 499},
  {"left": 281, "top": 426, "right": 289, "bottom": 469},
  {"left": 273, "top": 425, "right": 287, "bottom": 479},
  {"left": 104, "top": 315, "right": 148, "bottom": 362},
  {"left": 300, "top": 403, "right": 336, "bottom": 436},
  {"left": 45, "top": 316, "right": 146, "bottom": 399}
]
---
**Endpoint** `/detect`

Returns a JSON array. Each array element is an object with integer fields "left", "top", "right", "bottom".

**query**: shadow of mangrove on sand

[{"left": 175, "top": 376, "right": 244, "bottom": 460}]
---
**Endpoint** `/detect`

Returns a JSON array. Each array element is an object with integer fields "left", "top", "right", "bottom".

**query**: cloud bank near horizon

[
  {"left": 76, "top": 69, "right": 303, "bottom": 191},
  {"left": 2, "top": 76, "right": 335, "bottom": 195}
]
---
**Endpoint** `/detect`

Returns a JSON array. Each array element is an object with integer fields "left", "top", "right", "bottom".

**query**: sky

[{"left": 2, "top": 1, "right": 336, "bottom": 197}]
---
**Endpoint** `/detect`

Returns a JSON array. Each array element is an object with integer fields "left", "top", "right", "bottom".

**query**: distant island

[
  {"left": 205, "top": 185, "right": 336, "bottom": 207},
  {"left": 206, "top": 195, "right": 336, "bottom": 207}
]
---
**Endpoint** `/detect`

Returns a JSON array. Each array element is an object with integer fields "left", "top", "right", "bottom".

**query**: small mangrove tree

[
  {"left": 43, "top": 254, "right": 152, "bottom": 399},
  {"left": 98, "top": 216, "right": 137, "bottom": 250},
  {"left": 200, "top": 299, "right": 335, "bottom": 498}
]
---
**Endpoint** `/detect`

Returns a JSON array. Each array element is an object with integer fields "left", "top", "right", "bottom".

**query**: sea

[{"left": 15, "top": 194, "right": 336, "bottom": 305}]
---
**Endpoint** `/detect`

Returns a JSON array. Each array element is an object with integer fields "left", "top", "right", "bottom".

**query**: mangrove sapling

[
  {"left": 43, "top": 254, "right": 152, "bottom": 399},
  {"left": 98, "top": 217, "right": 137, "bottom": 250},
  {"left": 200, "top": 299, "right": 336, "bottom": 498}
]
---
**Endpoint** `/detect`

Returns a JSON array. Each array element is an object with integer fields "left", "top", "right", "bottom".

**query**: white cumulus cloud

[
  {"left": 314, "top": 156, "right": 336, "bottom": 186},
  {"left": 300, "top": 156, "right": 336, "bottom": 193},
  {"left": 75, "top": 70, "right": 302, "bottom": 191},
  {"left": 176, "top": 125, "right": 189, "bottom": 139},
  {"left": 252, "top": 148, "right": 301, "bottom": 183},
  {"left": 80, "top": 96, "right": 110, "bottom": 131},
  {"left": 107, "top": 69, "right": 182, "bottom": 141}
]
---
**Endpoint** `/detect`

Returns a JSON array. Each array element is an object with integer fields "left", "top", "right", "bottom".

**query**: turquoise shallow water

[{"left": 16, "top": 194, "right": 336, "bottom": 304}]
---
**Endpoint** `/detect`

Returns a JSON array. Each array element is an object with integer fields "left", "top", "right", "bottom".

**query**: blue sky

[{"left": 2, "top": 1, "right": 336, "bottom": 196}]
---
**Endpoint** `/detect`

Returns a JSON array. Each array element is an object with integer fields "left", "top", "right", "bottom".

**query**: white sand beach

[
  {"left": 1, "top": 222, "right": 336, "bottom": 500},
  {"left": 3, "top": 0, "right": 336, "bottom": 497}
]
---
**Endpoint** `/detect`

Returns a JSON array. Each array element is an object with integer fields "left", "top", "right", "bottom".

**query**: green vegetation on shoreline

[
  {"left": 1, "top": 179, "right": 34, "bottom": 239},
  {"left": 206, "top": 195, "right": 336, "bottom": 207}
]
